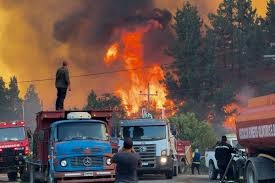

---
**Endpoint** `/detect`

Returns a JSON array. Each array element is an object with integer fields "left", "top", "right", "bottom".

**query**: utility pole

[
  {"left": 22, "top": 100, "right": 25, "bottom": 121},
  {"left": 139, "top": 83, "right": 158, "bottom": 112}
]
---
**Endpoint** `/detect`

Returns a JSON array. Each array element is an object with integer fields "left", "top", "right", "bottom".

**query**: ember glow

[
  {"left": 104, "top": 21, "right": 174, "bottom": 116},
  {"left": 223, "top": 103, "right": 241, "bottom": 131}
]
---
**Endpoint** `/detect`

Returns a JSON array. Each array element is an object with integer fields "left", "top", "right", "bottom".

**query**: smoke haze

[{"left": 0, "top": 0, "right": 267, "bottom": 109}]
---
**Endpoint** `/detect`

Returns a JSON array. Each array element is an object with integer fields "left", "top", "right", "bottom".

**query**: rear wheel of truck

[
  {"left": 208, "top": 161, "right": 218, "bottom": 180},
  {"left": 166, "top": 170, "right": 173, "bottom": 179},
  {"left": 7, "top": 172, "right": 17, "bottom": 181},
  {"left": 246, "top": 162, "right": 257, "bottom": 183},
  {"left": 178, "top": 160, "right": 186, "bottom": 174}
]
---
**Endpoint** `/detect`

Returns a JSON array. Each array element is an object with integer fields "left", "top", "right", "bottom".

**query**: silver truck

[{"left": 118, "top": 118, "right": 180, "bottom": 179}]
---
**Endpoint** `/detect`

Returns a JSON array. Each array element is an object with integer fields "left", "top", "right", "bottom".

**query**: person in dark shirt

[
  {"left": 112, "top": 138, "right": 141, "bottom": 183},
  {"left": 215, "top": 136, "right": 233, "bottom": 183},
  {"left": 55, "top": 61, "right": 71, "bottom": 110}
]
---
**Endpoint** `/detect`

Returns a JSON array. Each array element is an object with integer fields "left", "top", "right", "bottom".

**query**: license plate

[
  {"left": 84, "top": 172, "right": 93, "bottom": 176},
  {"left": 142, "top": 162, "right": 149, "bottom": 166}
]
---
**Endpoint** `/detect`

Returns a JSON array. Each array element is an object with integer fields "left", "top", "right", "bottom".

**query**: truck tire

[
  {"left": 8, "top": 172, "right": 17, "bottom": 181},
  {"left": 246, "top": 162, "right": 257, "bottom": 183},
  {"left": 166, "top": 170, "right": 173, "bottom": 179},
  {"left": 208, "top": 161, "right": 218, "bottom": 180},
  {"left": 178, "top": 160, "right": 186, "bottom": 174}
]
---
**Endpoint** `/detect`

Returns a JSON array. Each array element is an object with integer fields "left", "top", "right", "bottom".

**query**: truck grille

[
  {"left": 69, "top": 156, "right": 103, "bottom": 167},
  {"left": 133, "top": 144, "right": 156, "bottom": 168}
]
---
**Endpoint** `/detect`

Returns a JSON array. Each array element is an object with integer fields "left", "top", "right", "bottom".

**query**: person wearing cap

[
  {"left": 191, "top": 148, "right": 201, "bottom": 175},
  {"left": 55, "top": 60, "right": 71, "bottom": 110},
  {"left": 215, "top": 136, "right": 234, "bottom": 183},
  {"left": 112, "top": 138, "right": 141, "bottom": 183}
]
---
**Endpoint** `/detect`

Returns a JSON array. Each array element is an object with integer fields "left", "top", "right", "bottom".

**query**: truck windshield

[
  {"left": 57, "top": 122, "right": 108, "bottom": 141},
  {"left": 0, "top": 127, "right": 25, "bottom": 142},
  {"left": 120, "top": 125, "right": 166, "bottom": 141}
]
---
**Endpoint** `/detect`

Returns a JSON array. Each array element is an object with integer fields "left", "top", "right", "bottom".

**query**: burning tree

[{"left": 104, "top": 20, "right": 175, "bottom": 117}]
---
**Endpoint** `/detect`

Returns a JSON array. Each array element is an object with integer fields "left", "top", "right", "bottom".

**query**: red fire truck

[{"left": 0, "top": 121, "right": 31, "bottom": 181}]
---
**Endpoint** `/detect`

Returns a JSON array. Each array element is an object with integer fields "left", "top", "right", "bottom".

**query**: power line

[
  {"left": 18, "top": 65, "right": 157, "bottom": 83},
  {"left": 16, "top": 59, "right": 275, "bottom": 84}
]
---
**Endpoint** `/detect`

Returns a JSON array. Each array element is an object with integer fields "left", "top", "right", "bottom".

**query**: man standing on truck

[
  {"left": 55, "top": 60, "right": 71, "bottom": 110},
  {"left": 112, "top": 138, "right": 141, "bottom": 183},
  {"left": 191, "top": 149, "right": 201, "bottom": 175},
  {"left": 215, "top": 136, "right": 233, "bottom": 182}
]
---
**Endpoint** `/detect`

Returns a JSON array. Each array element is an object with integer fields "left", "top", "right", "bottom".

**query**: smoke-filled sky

[{"left": 0, "top": 0, "right": 268, "bottom": 110}]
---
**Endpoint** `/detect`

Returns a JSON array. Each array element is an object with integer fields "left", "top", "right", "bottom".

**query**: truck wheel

[
  {"left": 173, "top": 165, "right": 178, "bottom": 176},
  {"left": 178, "top": 161, "right": 186, "bottom": 174},
  {"left": 8, "top": 172, "right": 17, "bottom": 181},
  {"left": 166, "top": 170, "right": 173, "bottom": 179},
  {"left": 208, "top": 161, "right": 218, "bottom": 180},
  {"left": 246, "top": 162, "right": 257, "bottom": 183}
]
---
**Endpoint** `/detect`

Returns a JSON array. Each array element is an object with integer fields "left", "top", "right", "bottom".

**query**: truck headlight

[
  {"left": 106, "top": 158, "right": 112, "bottom": 165},
  {"left": 60, "top": 160, "right": 67, "bottom": 167},
  {"left": 160, "top": 157, "right": 167, "bottom": 164},
  {"left": 161, "top": 150, "right": 167, "bottom": 156}
]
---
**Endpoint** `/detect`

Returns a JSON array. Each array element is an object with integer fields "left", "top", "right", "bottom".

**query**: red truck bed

[{"left": 236, "top": 95, "right": 275, "bottom": 154}]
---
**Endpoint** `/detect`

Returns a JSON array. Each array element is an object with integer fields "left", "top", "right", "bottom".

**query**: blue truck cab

[{"left": 29, "top": 111, "right": 115, "bottom": 183}]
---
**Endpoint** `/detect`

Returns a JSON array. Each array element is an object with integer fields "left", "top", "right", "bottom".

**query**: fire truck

[
  {"left": 235, "top": 95, "right": 275, "bottom": 182},
  {"left": 0, "top": 121, "right": 31, "bottom": 181}
]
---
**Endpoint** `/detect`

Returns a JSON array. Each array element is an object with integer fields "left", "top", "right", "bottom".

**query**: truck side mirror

[{"left": 38, "top": 130, "right": 44, "bottom": 140}]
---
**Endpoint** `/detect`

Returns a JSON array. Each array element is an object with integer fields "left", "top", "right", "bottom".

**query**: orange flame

[
  {"left": 104, "top": 43, "right": 120, "bottom": 64},
  {"left": 223, "top": 103, "right": 241, "bottom": 131},
  {"left": 104, "top": 21, "right": 174, "bottom": 117}
]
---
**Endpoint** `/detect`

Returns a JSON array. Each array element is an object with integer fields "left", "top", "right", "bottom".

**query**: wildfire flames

[
  {"left": 104, "top": 21, "right": 174, "bottom": 116},
  {"left": 223, "top": 103, "right": 241, "bottom": 131}
]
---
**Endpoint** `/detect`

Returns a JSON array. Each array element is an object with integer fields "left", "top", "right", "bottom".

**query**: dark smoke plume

[{"left": 53, "top": 0, "right": 173, "bottom": 53}]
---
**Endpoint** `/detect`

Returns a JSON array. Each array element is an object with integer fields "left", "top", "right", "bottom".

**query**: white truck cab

[{"left": 118, "top": 119, "right": 179, "bottom": 179}]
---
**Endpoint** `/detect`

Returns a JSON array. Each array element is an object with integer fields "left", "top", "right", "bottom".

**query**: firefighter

[
  {"left": 215, "top": 136, "right": 233, "bottom": 183},
  {"left": 55, "top": 60, "right": 71, "bottom": 110},
  {"left": 191, "top": 148, "right": 201, "bottom": 175}
]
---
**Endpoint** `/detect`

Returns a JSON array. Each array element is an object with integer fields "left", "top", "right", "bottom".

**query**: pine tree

[
  {"left": 208, "top": 0, "right": 235, "bottom": 70},
  {"left": 0, "top": 77, "right": 9, "bottom": 120},
  {"left": 264, "top": 0, "right": 275, "bottom": 53},
  {"left": 24, "top": 84, "right": 42, "bottom": 131},
  {"left": 234, "top": 0, "right": 260, "bottom": 79},
  {"left": 7, "top": 76, "right": 22, "bottom": 120},
  {"left": 164, "top": 2, "right": 220, "bottom": 119},
  {"left": 166, "top": 1, "right": 203, "bottom": 101}
]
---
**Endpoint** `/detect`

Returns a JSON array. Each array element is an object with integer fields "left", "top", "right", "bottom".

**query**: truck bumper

[
  {"left": 53, "top": 170, "right": 115, "bottom": 183},
  {"left": 138, "top": 157, "right": 173, "bottom": 174},
  {"left": 0, "top": 155, "right": 26, "bottom": 172}
]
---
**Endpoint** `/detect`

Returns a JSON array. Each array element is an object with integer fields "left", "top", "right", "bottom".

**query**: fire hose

[{"left": 258, "top": 153, "right": 275, "bottom": 162}]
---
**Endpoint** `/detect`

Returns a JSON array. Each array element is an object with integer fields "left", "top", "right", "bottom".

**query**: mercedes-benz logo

[
  {"left": 83, "top": 157, "right": 92, "bottom": 167},
  {"left": 139, "top": 146, "right": 147, "bottom": 152}
]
